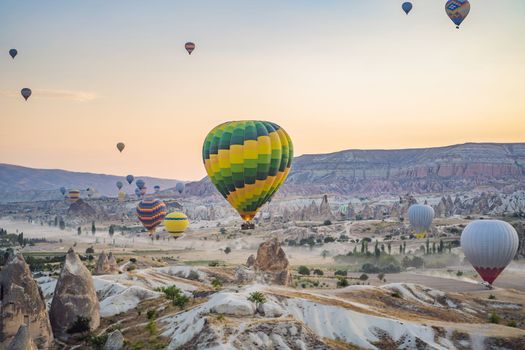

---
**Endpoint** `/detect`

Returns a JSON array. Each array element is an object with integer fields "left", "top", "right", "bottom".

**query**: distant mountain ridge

[{"left": 0, "top": 163, "right": 181, "bottom": 203}]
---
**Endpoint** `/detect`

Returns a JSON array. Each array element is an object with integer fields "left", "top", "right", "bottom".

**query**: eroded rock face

[
  {"left": 246, "top": 255, "right": 255, "bottom": 267},
  {"left": 107, "top": 252, "right": 119, "bottom": 274},
  {"left": 94, "top": 251, "right": 110, "bottom": 275},
  {"left": 254, "top": 238, "right": 291, "bottom": 286},
  {"left": 104, "top": 329, "right": 124, "bottom": 350},
  {"left": 7, "top": 324, "right": 37, "bottom": 350},
  {"left": 49, "top": 248, "right": 100, "bottom": 338},
  {"left": 0, "top": 251, "right": 53, "bottom": 348}
]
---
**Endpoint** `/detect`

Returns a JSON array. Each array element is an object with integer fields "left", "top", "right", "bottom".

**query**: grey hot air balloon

[
  {"left": 9, "top": 49, "right": 17, "bottom": 59},
  {"left": 21, "top": 88, "right": 32, "bottom": 101},
  {"left": 136, "top": 179, "right": 145, "bottom": 190},
  {"left": 408, "top": 204, "right": 434, "bottom": 238},
  {"left": 461, "top": 220, "right": 518, "bottom": 285},
  {"left": 175, "top": 182, "right": 185, "bottom": 194},
  {"left": 185, "top": 42, "right": 195, "bottom": 55},
  {"left": 116, "top": 181, "right": 123, "bottom": 190},
  {"left": 126, "top": 175, "right": 134, "bottom": 184}
]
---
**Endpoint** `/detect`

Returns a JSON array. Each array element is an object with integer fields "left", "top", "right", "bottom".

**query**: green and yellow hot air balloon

[{"left": 202, "top": 120, "right": 293, "bottom": 225}]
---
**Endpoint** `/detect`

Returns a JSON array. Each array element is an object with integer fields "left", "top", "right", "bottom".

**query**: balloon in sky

[
  {"left": 445, "top": 0, "right": 470, "bottom": 29},
  {"left": 116, "top": 181, "right": 123, "bottom": 190},
  {"left": 136, "top": 198, "right": 167, "bottom": 235},
  {"left": 164, "top": 211, "right": 189, "bottom": 238},
  {"left": 402, "top": 2, "right": 413, "bottom": 15},
  {"left": 126, "top": 175, "right": 134, "bottom": 185},
  {"left": 116, "top": 142, "right": 125, "bottom": 153},
  {"left": 67, "top": 189, "right": 80, "bottom": 203},
  {"left": 461, "top": 220, "right": 518, "bottom": 285},
  {"left": 134, "top": 188, "right": 141, "bottom": 197},
  {"left": 136, "top": 179, "right": 145, "bottom": 190},
  {"left": 9, "top": 49, "right": 17, "bottom": 59},
  {"left": 202, "top": 120, "right": 293, "bottom": 223},
  {"left": 21, "top": 88, "right": 32, "bottom": 101},
  {"left": 60, "top": 187, "right": 66, "bottom": 196},
  {"left": 118, "top": 191, "right": 126, "bottom": 203},
  {"left": 185, "top": 42, "right": 195, "bottom": 55},
  {"left": 175, "top": 182, "right": 185, "bottom": 194},
  {"left": 154, "top": 185, "right": 160, "bottom": 193},
  {"left": 408, "top": 204, "right": 434, "bottom": 239}
]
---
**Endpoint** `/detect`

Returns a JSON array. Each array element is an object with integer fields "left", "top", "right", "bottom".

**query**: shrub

[
  {"left": 87, "top": 334, "right": 108, "bottom": 350},
  {"left": 507, "top": 320, "right": 517, "bottom": 327},
  {"left": 456, "top": 270, "right": 463, "bottom": 277},
  {"left": 208, "top": 261, "right": 219, "bottom": 267},
  {"left": 323, "top": 220, "right": 332, "bottom": 226},
  {"left": 146, "top": 320, "right": 157, "bottom": 335},
  {"left": 297, "top": 266, "right": 310, "bottom": 275},
  {"left": 126, "top": 265, "right": 136, "bottom": 272},
  {"left": 248, "top": 291, "right": 266, "bottom": 305},
  {"left": 313, "top": 269, "right": 324, "bottom": 276},
  {"left": 86, "top": 246, "right": 95, "bottom": 254},
  {"left": 488, "top": 294, "right": 496, "bottom": 300},
  {"left": 334, "top": 270, "right": 347, "bottom": 277},
  {"left": 324, "top": 236, "right": 335, "bottom": 243},
  {"left": 211, "top": 278, "right": 222, "bottom": 289},
  {"left": 67, "top": 316, "right": 91, "bottom": 334},
  {"left": 146, "top": 309, "right": 157, "bottom": 320},
  {"left": 187, "top": 270, "right": 200, "bottom": 281},
  {"left": 359, "top": 274, "right": 369, "bottom": 281},
  {"left": 129, "top": 257, "right": 137, "bottom": 263},
  {"left": 377, "top": 273, "right": 385, "bottom": 281},
  {"left": 224, "top": 247, "right": 231, "bottom": 254},
  {"left": 161, "top": 285, "right": 190, "bottom": 309},
  {"left": 488, "top": 311, "right": 500, "bottom": 324},
  {"left": 336, "top": 277, "right": 349, "bottom": 288},
  {"left": 391, "top": 291, "right": 402, "bottom": 298}
]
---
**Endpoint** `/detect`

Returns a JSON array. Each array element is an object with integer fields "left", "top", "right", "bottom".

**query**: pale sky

[{"left": 1, "top": 1, "right": 525, "bottom": 180}]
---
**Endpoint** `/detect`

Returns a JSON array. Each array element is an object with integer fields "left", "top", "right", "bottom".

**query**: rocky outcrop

[
  {"left": 94, "top": 252, "right": 119, "bottom": 275},
  {"left": 254, "top": 238, "right": 291, "bottom": 286},
  {"left": 104, "top": 330, "right": 124, "bottom": 350},
  {"left": 49, "top": 248, "right": 100, "bottom": 338},
  {"left": 7, "top": 325, "right": 37, "bottom": 350},
  {"left": 246, "top": 255, "right": 255, "bottom": 267},
  {"left": 67, "top": 199, "right": 96, "bottom": 218},
  {"left": 107, "top": 252, "right": 119, "bottom": 274},
  {"left": 318, "top": 195, "right": 334, "bottom": 221},
  {"left": 0, "top": 251, "right": 53, "bottom": 348}
]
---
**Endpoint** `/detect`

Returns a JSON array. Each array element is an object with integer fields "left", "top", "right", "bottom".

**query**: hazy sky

[{"left": 1, "top": 1, "right": 525, "bottom": 180}]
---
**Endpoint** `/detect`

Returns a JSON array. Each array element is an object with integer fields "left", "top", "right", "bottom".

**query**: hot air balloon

[
  {"left": 445, "top": 0, "right": 470, "bottom": 29},
  {"left": 164, "top": 211, "right": 189, "bottom": 238},
  {"left": 461, "top": 220, "right": 518, "bottom": 285},
  {"left": 118, "top": 191, "right": 126, "bottom": 203},
  {"left": 402, "top": 2, "right": 413, "bottom": 15},
  {"left": 136, "top": 179, "right": 145, "bottom": 190},
  {"left": 9, "top": 49, "right": 17, "bottom": 59},
  {"left": 140, "top": 187, "right": 147, "bottom": 197},
  {"left": 175, "top": 182, "right": 185, "bottom": 194},
  {"left": 135, "top": 188, "right": 141, "bottom": 197},
  {"left": 136, "top": 197, "right": 167, "bottom": 235},
  {"left": 126, "top": 175, "right": 134, "bottom": 185},
  {"left": 116, "top": 142, "right": 125, "bottom": 153},
  {"left": 86, "top": 187, "right": 95, "bottom": 198},
  {"left": 154, "top": 185, "right": 160, "bottom": 193},
  {"left": 116, "top": 181, "right": 123, "bottom": 190},
  {"left": 408, "top": 204, "right": 434, "bottom": 239},
  {"left": 67, "top": 189, "right": 81, "bottom": 203},
  {"left": 60, "top": 187, "right": 66, "bottom": 196},
  {"left": 21, "top": 88, "right": 31, "bottom": 101},
  {"left": 185, "top": 42, "right": 195, "bottom": 55},
  {"left": 202, "top": 120, "right": 293, "bottom": 228}
]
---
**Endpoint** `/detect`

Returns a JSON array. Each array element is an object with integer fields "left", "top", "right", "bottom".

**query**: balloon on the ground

[
  {"left": 461, "top": 220, "right": 518, "bottom": 285},
  {"left": 408, "top": 204, "right": 434, "bottom": 238},
  {"left": 202, "top": 120, "right": 293, "bottom": 222},
  {"left": 445, "top": 0, "right": 470, "bottom": 28},
  {"left": 60, "top": 187, "right": 66, "bottom": 196},
  {"left": 9, "top": 49, "right": 17, "bottom": 59},
  {"left": 175, "top": 182, "right": 185, "bottom": 194},
  {"left": 164, "top": 211, "right": 189, "bottom": 238},
  {"left": 185, "top": 42, "right": 195, "bottom": 55},
  {"left": 154, "top": 185, "right": 160, "bottom": 193},
  {"left": 118, "top": 191, "right": 126, "bottom": 202},
  {"left": 67, "top": 189, "right": 80, "bottom": 203},
  {"left": 126, "top": 175, "right": 134, "bottom": 185},
  {"left": 116, "top": 142, "right": 125, "bottom": 153},
  {"left": 402, "top": 2, "right": 413, "bottom": 15},
  {"left": 136, "top": 179, "right": 145, "bottom": 189},
  {"left": 136, "top": 198, "right": 167, "bottom": 235},
  {"left": 21, "top": 88, "right": 32, "bottom": 101},
  {"left": 116, "top": 181, "right": 123, "bottom": 190}
]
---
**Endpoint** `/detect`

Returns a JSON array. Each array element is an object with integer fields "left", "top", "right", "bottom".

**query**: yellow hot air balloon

[
  {"left": 202, "top": 121, "right": 293, "bottom": 227},
  {"left": 164, "top": 211, "right": 189, "bottom": 238},
  {"left": 118, "top": 191, "right": 126, "bottom": 203},
  {"left": 67, "top": 189, "right": 81, "bottom": 203}
]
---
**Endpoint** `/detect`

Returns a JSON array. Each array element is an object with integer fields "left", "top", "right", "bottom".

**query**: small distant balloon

[
  {"left": 116, "top": 142, "right": 125, "bottom": 153},
  {"left": 136, "top": 179, "right": 145, "bottom": 190},
  {"left": 185, "top": 42, "right": 195, "bottom": 55},
  {"left": 126, "top": 175, "right": 134, "bottom": 185},
  {"left": 154, "top": 185, "right": 160, "bottom": 193},
  {"left": 60, "top": 187, "right": 66, "bottom": 196},
  {"left": 175, "top": 182, "right": 185, "bottom": 194},
  {"left": 134, "top": 188, "right": 141, "bottom": 197},
  {"left": 116, "top": 181, "right": 123, "bottom": 190},
  {"left": 445, "top": 0, "right": 470, "bottom": 29},
  {"left": 402, "top": 2, "right": 413, "bottom": 15},
  {"left": 21, "top": 88, "right": 32, "bottom": 101},
  {"left": 9, "top": 49, "right": 17, "bottom": 59}
]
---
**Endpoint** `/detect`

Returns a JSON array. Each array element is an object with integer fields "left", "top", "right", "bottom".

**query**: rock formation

[
  {"left": 0, "top": 251, "right": 53, "bottom": 348},
  {"left": 253, "top": 238, "right": 291, "bottom": 286},
  {"left": 104, "top": 329, "right": 124, "bottom": 350},
  {"left": 49, "top": 248, "right": 100, "bottom": 338},
  {"left": 318, "top": 194, "right": 334, "bottom": 221},
  {"left": 94, "top": 251, "right": 119, "bottom": 275},
  {"left": 246, "top": 255, "right": 255, "bottom": 267},
  {"left": 107, "top": 252, "right": 119, "bottom": 274},
  {"left": 67, "top": 199, "right": 96, "bottom": 218},
  {"left": 7, "top": 325, "right": 37, "bottom": 350}
]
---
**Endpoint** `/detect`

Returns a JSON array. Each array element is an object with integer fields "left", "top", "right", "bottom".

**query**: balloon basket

[{"left": 241, "top": 222, "right": 255, "bottom": 230}]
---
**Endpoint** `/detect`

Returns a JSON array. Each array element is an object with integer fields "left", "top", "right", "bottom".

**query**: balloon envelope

[
  {"left": 164, "top": 211, "right": 189, "bottom": 237},
  {"left": 21, "top": 88, "right": 31, "bottom": 101},
  {"left": 136, "top": 179, "right": 145, "bottom": 189},
  {"left": 116, "top": 181, "right": 123, "bottom": 190},
  {"left": 135, "top": 188, "right": 141, "bottom": 197},
  {"left": 116, "top": 142, "right": 125, "bottom": 153},
  {"left": 126, "top": 175, "right": 134, "bottom": 184},
  {"left": 408, "top": 204, "right": 434, "bottom": 237},
  {"left": 67, "top": 189, "right": 80, "bottom": 203},
  {"left": 9, "top": 49, "right": 17, "bottom": 59},
  {"left": 445, "top": 0, "right": 470, "bottom": 28},
  {"left": 175, "top": 182, "right": 185, "bottom": 194},
  {"left": 461, "top": 220, "right": 518, "bottom": 284},
  {"left": 154, "top": 185, "right": 160, "bottom": 193},
  {"left": 136, "top": 198, "right": 167, "bottom": 234},
  {"left": 402, "top": 2, "right": 412, "bottom": 14},
  {"left": 118, "top": 191, "right": 126, "bottom": 203},
  {"left": 185, "top": 42, "right": 195, "bottom": 55},
  {"left": 202, "top": 120, "right": 293, "bottom": 222},
  {"left": 60, "top": 187, "right": 66, "bottom": 195}
]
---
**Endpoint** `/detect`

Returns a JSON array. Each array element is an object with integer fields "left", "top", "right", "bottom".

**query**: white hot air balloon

[
  {"left": 408, "top": 204, "right": 434, "bottom": 238},
  {"left": 461, "top": 220, "right": 518, "bottom": 285}
]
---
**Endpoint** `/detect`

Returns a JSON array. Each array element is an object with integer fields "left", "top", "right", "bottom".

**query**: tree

[
  {"left": 108, "top": 225, "right": 115, "bottom": 237},
  {"left": 297, "top": 266, "right": 310, "bottom": 275},
  {"left": 219, "top": 227, "right": 227, "bottom": 235},
  {"left": 248, "top": 291, "right": 266, "bottom": 306},
  {"left": 77, "top": 227, "right": 82, "bottom": 235},
  {"left": 426, "top": 238, "right": 430, "bottom": 255},
  {"left": 91, "top": 221, "right": 96, "bottom": 236},
  {"left": 387, "top": 242, "right": 392, "bottom": 255},
  {"left": 224, "top": 247, "right": 231, "bottom": 254},
  {"left": 359, "top": 274, "right": 369, "bottom": 281},
  {"left": 336, "top": 277, "right": 349, "bottom": 288},
  {"left": 439, "top": 239, "right": 444, "bottom": 254},
  {"left": 54, "top": 216, "right": 58, "bottom": 226},
  {"left": 321, "top": 250, "right": 329, "bottom": 259},
  {"left": 59, "top": 219, "right": 66, "bottom": 230}
]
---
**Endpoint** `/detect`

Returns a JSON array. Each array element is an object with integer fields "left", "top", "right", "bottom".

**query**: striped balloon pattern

[
  {"left": 408, "top": 204, "right": 434, "bottom": 238},
  {"left": 461, "top": 220, "right": 519, "bottom": 284},
  {"left": 202, "top": 120, "right": 293, "bottom": 222},
  {"left": 67, "top": 190, "right": 81, "bottom": 203},
  {"left": 136, "top": 198, "right": 167, "bottom": 234},
  {"left": 445, "top": 0, "right": 470, "bottom": 28}
]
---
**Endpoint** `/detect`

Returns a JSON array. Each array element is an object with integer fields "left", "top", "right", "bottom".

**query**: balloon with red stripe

[{"left": 136, "top": 197, "right": 167, "bottom": 235}]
